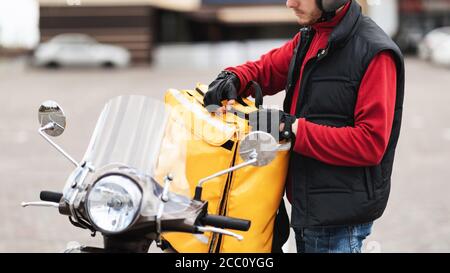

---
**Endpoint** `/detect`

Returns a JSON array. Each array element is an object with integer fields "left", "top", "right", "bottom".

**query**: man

[{"left": 203, "top": 0, "right": 404, "bottom": 253}]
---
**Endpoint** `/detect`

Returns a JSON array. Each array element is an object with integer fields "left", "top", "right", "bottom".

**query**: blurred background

[{"left": 1, "top": 0, "right": 450, "bottom": 253}]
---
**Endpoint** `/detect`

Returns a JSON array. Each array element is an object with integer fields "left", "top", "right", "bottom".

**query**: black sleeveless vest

[{"left": 284, "top": 1, "right": 405, "bottom": 228}]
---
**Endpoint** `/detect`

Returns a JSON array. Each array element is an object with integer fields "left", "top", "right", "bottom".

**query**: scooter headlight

[{"left": 86, "top": 174, "right": 142, "bottom": 234}]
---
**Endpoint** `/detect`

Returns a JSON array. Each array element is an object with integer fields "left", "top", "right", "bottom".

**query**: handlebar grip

[
  {"left": 40, "top": 191, "right": 63, "bottom": 203},
  {"left": 201, "top": 215, "right": 251, "bottom": 231}
]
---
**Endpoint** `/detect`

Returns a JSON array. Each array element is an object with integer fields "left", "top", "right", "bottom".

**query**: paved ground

[{"left": 1, "top": 52, "right": 450, "bottom": 252}]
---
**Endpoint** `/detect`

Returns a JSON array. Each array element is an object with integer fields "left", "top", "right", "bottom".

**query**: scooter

[{"left": 21, "top": 95, "right": 282, "bottom": 253}]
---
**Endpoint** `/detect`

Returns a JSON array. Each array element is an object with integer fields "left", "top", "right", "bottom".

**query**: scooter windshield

[{"left": 82, "top": 95, "right": 191, "bottom": 197}]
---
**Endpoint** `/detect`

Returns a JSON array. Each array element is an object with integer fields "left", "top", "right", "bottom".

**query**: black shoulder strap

[{"left": 271, "top": 198, "right": 290, "bottom": 253}]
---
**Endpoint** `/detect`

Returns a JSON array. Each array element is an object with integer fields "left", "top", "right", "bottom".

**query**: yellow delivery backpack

[{"left": 162, "top": 83, "right": 289, "bottom": 253}]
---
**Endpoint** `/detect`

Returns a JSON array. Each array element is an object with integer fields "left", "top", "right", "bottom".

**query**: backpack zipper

[{"left": 208, "top": 141, "right": 239, "bottom": 253}]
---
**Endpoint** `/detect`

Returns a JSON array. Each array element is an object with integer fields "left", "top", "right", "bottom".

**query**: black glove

[
  {"left": 249, "top": 109, "right": 297, "bottom": 141},
  {"left": 204, "top": 71, "right": 241, "bottom": 112}
]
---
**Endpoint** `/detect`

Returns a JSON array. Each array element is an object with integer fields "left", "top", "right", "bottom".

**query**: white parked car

[
  {"left": 418, "top": 26, "right": 450, "bottom": 67},
  {"left": 33, "top": 34, "right": 131, "bottom": 68}
]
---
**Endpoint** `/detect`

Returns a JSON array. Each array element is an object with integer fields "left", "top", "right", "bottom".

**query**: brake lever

[
  {"left": 21, "top": 201, "right": 59, "bottom": 208},
  {"left": 196, "top": 226, "right": 244, "bottom": 241}
]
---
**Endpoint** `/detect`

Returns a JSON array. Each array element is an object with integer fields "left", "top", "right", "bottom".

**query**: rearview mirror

[
  {"left": 38, "top": 100, "right": 66, "bottom": 137},
  {"left": 239, "top": 131, "right": 277, "bottom": 167}
]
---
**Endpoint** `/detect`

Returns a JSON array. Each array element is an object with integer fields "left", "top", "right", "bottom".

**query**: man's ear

[
  {"left": 318, "top": 0, "right": 349, "bottom": 12},
  {"left": 315, "top": 0, "right": 324, "bottom": 11}
]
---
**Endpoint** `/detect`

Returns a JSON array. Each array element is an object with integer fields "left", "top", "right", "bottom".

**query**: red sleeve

[
  {"left": 293, "top": 51, "right": 397, "bottom": 166},
  {"left": 225, "top": 32, "right": 301, "bottom": 97}
]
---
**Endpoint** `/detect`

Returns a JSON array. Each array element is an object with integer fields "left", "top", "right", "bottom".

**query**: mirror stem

[
  {"left": 39, "top": 124, "right": 80, "bottom": 168},
  {"left": 194, "top": 157, "right": 257, "bottom": 201}
]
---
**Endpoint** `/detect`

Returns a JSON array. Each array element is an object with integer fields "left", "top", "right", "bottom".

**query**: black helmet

[{"left": 316, "top": 0, "right": 350, "bottom": 12}]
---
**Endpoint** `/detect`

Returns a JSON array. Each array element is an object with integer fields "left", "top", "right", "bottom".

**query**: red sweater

[{"left": 226, "top": 2, "right": 397, "bottom": 168}]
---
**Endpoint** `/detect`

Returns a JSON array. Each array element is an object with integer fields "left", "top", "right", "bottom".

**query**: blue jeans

[{"left": 293, "top": 222, "right": 373, "bottom": 253}]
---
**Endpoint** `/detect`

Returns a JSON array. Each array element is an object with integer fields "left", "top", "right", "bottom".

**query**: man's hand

[
  {"left": 204, "top": 71, "right": 240, "bottom": 113},
  {"left": 249, "top": 109, "right": 297, "bottom": 141}
]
